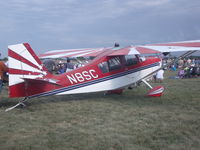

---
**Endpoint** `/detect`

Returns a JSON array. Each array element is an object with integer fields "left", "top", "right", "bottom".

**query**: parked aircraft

[{"left": 6, "top": 40, "right": 200, "bottom": 111}]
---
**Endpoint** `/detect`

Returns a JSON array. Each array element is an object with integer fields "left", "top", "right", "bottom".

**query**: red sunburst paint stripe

[
  {"left": 23, "top": 43, "right": 42, "bottom": 66},
  {"left": 148, "top": 41, "right": 200, "bottom": 47},
  {"left": 39, "top": 50, "right": 83, "bottom": 57},
  {"left": 109, "top": 48, "right": 130, "bottom": 56},
  {"left": 136, "top": 47, "right": 160, "bottom": 54},
  {"left": 61, "top": 50, "right": 100, "bottom": 57},
  {"left": 8, "top": 49, "right": 41, "bottom": 70},
  {"left": 9, "top": 68, "right": 42, "bottom": 75},
  {"left": 39, "top": 48, "right": 97, "bottom": 57},
  {"left": 81, "top": 51, "right": 104, "bottom": 57}
]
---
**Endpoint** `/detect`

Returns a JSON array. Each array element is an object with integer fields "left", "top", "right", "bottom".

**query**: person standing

[
  {"left": 0, "top": 61, "right": 8, "bottom": 94},
  {"left": 156, "top": 69, "right": 164, "bottom": 83},
  {"left": 65, "top": 59, "right": 74, "bottom": 72}
]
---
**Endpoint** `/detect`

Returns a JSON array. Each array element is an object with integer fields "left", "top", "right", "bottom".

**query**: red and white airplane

[{"left": 6, "top": 40, "right": 200, "bottom": 111}]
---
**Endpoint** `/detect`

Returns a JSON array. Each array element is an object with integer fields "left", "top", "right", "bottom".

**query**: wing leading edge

[
  {"left": 136, "top": 40, "right": 200, "bottom": 53},
  {"left": 38, "top": 40, "right": 200, "bottom": 58},
  {"left": 39, "top": 47, "right": 109, "bottom": 59}
]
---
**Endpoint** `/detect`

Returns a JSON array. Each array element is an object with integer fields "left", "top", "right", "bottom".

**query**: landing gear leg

[
  {"left": 141, "top": 79, "right": 153, "bottom": 89},
  {"left": 5, "top": 97, "right": 29, "bottom": 112}
]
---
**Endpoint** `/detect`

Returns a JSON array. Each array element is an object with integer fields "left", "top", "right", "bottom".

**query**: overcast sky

[{"left": 1, "top": 0, "right": 200, "bottom": 57}]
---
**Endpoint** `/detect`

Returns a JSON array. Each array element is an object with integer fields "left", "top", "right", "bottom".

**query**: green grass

[{"left": 0, "top": 71, "right": 200, "bottom": 150}]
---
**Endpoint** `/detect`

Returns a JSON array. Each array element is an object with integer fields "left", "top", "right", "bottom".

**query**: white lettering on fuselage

[{"left": 67, "top": 69, "right": 99, "bottom": 84}]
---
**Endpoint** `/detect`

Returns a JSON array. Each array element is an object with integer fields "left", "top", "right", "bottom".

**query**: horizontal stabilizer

[{"left": 22, "top": 78, "right": 61, "bottom": 86}]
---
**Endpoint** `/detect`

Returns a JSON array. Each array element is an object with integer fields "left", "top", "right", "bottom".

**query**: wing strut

[
  {"left": 164, "top": 50, "right": 197, "bottom": 69},
  {"left": 179, "top": 50, "right": 197, "bottom": 58},
  {"left": 141, "top": 79, "right": 153, "bottom": 89}
]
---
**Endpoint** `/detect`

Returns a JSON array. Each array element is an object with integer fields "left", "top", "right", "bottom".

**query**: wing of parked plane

[
  {"left": 109, "top": 40, "right": 200, "bottom": 56},
  {"left": 108, "top": 46, "right": 160, "bottom": 56},
  {"left": 39, "top": 40, "right": 200, "bottom": 59},
  {"left": 138, "top": 40, "right": 200, "bottom": 53},
  {"left": 39, "top": 47, "right": 109, "bottom": 58}
]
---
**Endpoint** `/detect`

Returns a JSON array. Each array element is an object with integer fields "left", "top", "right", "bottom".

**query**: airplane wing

[
  {"left": 39, "top": 40, "right": 200, "bottom": 58},
  {"left": 140, "top": 40, "right": 200, "bottom": 53},
  {"left": 39, "top": 47, "right": 109, "bottom": 59},
  {"left": 22, "top": 78, "right": 61, "bottom": 86},
  {"left": 108, "top": 40, "right": 200, "bottom": 56},
  {"left": 108, "top": 46, "right": 160, "bottom": 56}
]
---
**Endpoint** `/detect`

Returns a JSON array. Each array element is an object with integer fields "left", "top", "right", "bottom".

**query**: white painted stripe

[
  {"left": 165, "top": 40, "right": 200, "bottom": 44},
  {"left": 44, "top": 49, "right": 87, "bottom": 54},
  {"left": 40, "top": 50, "right": 95, "bottom": 58},
  {"left": 8, "top": 57, "right": 44, "bottom": 74},
  {"left": 8, "top": 44, "right": 42, "bottom": 69},
  {"left": 8, "top": 44, "right": 26, "bottom": 55},
  {"left": 149, "top": 88, "right": 164, "bottom": 95},
  {"left": 128, "top": 47, "right": 140, "bottom": 55},
  {"left": 40, "top": 50, "right": 103, "bottom": 58},
  {"left": 9, "top": 74, "right": 24, "bottom": 86},
  {"left": 9, "top": 74, "right": 44, "bottom": 86},
  {"left": 44, "top": 48, "right": 103, "bottom": 54},
  {"left": 56, "top": 64, "right": 161, "bottom": 95},
  {"left": 72, "top": 51, "right": 100, "bottom": 57},
  {"left": 141, "top": 46, "right": 200, "bottom": 53}
]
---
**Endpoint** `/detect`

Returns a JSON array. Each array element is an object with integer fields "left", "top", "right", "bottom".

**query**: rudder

[{"left": 8, "top": 43, "right": 47, "bottom": 97}]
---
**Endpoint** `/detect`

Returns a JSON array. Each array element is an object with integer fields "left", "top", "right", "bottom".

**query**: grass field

[{"left": 0, "top": 71, "right": 200, "bottom": 150}]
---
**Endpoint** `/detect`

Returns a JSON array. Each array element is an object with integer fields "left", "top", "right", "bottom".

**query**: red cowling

[{"left": 147, "top": 86, "right": 164, "bottom": 97}]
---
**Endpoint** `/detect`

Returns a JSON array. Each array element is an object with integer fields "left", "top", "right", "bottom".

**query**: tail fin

[{"left": 8, "top": 43, "right": 48, "bottom": 97}]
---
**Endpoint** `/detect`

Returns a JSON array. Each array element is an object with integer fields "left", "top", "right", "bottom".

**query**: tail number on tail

[{"left": 67, "top": 69, "right": 98, "bottom": 84}]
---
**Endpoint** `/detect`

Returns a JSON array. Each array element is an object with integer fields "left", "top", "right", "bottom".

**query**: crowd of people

[
  {"left": 42, "top": 58, "right": 89, "bottom": 74},
  {"left": 150, "top": 57, "right": 200, "bottom": 82},
  {"left": 165, "top": 58, "right": 200, "bottom": 78},
  {"left": 177, "top": 66, "right": 200, "bottom": 78}
]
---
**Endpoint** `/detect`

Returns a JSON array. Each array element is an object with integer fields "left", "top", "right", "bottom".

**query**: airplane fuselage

[
  {"left": 28, "top": 52, "right": 162, "bottom": 98},
  {"left": 8, "top": 44, "right": 162, "bottom": 98}
]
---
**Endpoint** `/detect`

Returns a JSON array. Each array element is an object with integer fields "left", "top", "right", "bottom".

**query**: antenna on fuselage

[{"left": 114, "top": 43, "right": 120, "bottom": 47}]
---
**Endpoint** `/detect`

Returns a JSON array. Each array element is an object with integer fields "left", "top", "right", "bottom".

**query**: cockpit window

[
  {"left": 139, "top": 56, "right": 146, "bottom": 62},
  {"left": 108, "top": 57, "right": 121, "bottom": 71},
  {"left": 125, "top": 55, "right": 138, "bottom": 66},
  {"left": 98, "top": 61, "right": 109, "bottom": 73},
  {"left": 98, "top": 56, "right": 122, "bottom": 73}
]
